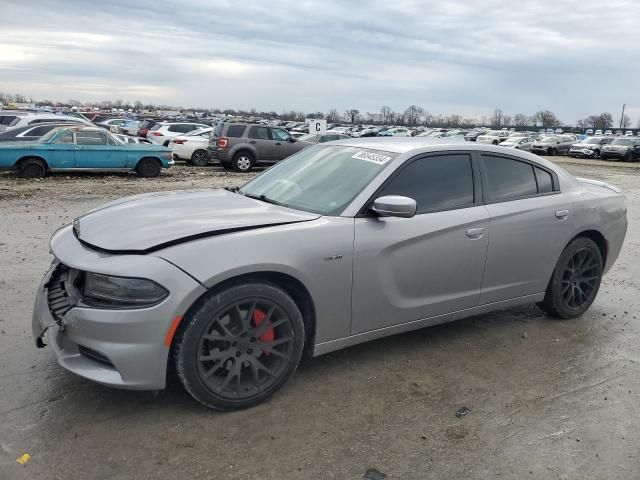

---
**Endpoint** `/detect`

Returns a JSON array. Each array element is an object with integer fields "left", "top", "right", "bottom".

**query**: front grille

[
  {"left": 46, "top": 264, "right": 76, "bottom": 323},
  {"left": 78, "top": 345, "right": 114, "bottom": 368}
]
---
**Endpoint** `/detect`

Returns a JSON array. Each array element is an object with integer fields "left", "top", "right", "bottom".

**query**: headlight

[{"left": 82, "top": 273, "right": 168, "bottom": 308}]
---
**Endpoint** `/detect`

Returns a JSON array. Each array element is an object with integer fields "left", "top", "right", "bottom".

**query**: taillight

[
  {"left": 151, "top": 131, "right": 163, "bottom": 136},
  {"left": 218, "top": 138, "right": 228, "bottom": 148},
  {"left": 173, "top": 139, "right": 186, "bottom": 144}
]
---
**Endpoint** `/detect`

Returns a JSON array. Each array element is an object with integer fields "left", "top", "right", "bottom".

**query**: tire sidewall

[
  {"left": 547, "top": 238, "right": 603, "bottom": 318},
  {"left": 137, "top": 158, "right": 161, "bottom": 177},
  {"left": 20, "top": 160, "right": 46, "bottom": 178},
  {"left": 174, "top": 283, "right": 305, "bottom": 411},
  {"left": 232, "top": 152, "right": 254, "bottom": 172},
  {"left": 191, "top": 150, "right": 209, "bottom": 167}
]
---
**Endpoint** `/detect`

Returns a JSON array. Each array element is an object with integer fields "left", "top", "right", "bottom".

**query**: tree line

[{"left": 1, "top": 92, "right": 636, "bottom": 129}]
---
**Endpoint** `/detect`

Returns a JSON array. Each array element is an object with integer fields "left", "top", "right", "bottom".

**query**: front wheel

[
  {"left": 19, "top": 158, "right": 47, "bottom": 178},
  {"left": 539, "top": 237, "right": 603, "bottom": 319},
  {"left": 174, "top": 283, "right": 305, "bottom": 410},
  {"left": 592, "top": 150, "right": 600, "bottom": 159},
  {"left": 136, "top": 158, "right": 162, "bottom": 177}
]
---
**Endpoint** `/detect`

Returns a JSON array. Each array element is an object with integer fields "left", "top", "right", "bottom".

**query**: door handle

[
  {"left": 555, "top": 209, "right": 569, "bottom": 220},
  {"left": 466, "top": 227, "right": 485, "bottom": 239},
  {"left": 249, "top": 140, "right": 256, "bottom": 144}
]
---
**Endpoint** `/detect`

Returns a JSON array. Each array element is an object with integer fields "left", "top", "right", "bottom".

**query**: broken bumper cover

[{"left": 31, "top": 225, "right": 207, "bottom": 390}]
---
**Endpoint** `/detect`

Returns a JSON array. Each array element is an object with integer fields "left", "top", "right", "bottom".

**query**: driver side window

[{"left": 271, "top": 128, "right": 291, "bottom": 141}]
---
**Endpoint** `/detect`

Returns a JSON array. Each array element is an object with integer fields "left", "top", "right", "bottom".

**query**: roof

[{"left": 324, "top": 136, "right": 470, "bottom": 153}]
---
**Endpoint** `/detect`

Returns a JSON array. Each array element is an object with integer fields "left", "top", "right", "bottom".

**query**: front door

[
  {"left": 351, "top": 153, "right": 489, "bottom": 334},
  {"left": 75, "top": 131, "right": 126, "bottom": 168},
  {"left": 270, "top": 127, "right": 303, "bottom": 160}
]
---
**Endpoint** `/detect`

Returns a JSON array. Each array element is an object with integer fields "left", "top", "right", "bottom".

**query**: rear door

[
  {"left": 247, "top": 126, "right": 274, "bottom": 161},
  {"left": 352, "top": 152, "right": 489, "bottom": 333},
  {"left": 478, "top": 153, "right": 573, "bottom": 304}
]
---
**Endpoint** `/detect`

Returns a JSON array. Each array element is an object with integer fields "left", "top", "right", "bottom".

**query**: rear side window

[
  {"left": 226, "top": 125, "right": 247, "bottom": 137},
  {"left": 55, "top": 133, "right": 74, "bottom": 144},
  {"left": 482, "top": 155, "right": 538, "bottom": 202},
  {"left": 379, "top": 154, "right": 474, "bottom": 214},
  {"left": 27, "top": 125, "right": 56, "bottom": 136},
  {"left": 248, "top": 126, "right": 269, "bottom": 140},
  {"left": 0, "top": 115, "right": 18, "bottom": 126},
  {"left": 76, "top": 131, "right": 108, "bottom": 145},
  {"left": 535, "top": 167, "right": 554, "bottom": 193},
  {"left": 150, "top": 124, "right": 162, "bottom": 131}
]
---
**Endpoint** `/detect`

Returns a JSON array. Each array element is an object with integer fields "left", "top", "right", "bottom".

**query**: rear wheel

[
  {"left": 232, "top": 151, "right": 254, "bottom": 172},
  {"left": 539, "top": 237, "right": 603, "bottom": 319},
  {"left": 174, "top": 283, "right": 305, "bottom": 410},
  {"left": 593, "top": 149, "right": 600, "bottom": 159},
  {"left": 19, "top": 158, "right": 47, "bottom": 178},
  {"left": 624, "top": 152, "right": 633, "bottom": 163},
  {"left": 136, "top": 158, "right": 162, "bottom": 177},
  {"left": 191, "top": 149, "right": 210, "bottom": 167}
]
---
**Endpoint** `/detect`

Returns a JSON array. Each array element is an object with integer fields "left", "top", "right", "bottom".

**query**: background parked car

[
  {"left": 601, "top": 137, "right": 640, "bottom": 161},
  {"left": 568, "top": 136, "right": 614, "bottom": 159},
  {"left": 531, "top": 135, "right": 575, "bottom": 155},
  {"left": 378, "top": 127, "right": 412, "bottom": 137},
  {"left": 499, "top": 136, "right": 535, "bottom": 151},
  {"left": 147, "top": 122, "right": 209, "bottom": 146},
  {"left": 476, "top": 130, "right": 510, "bottom": 145},
  {"left": 113, "top": 134, "right": 152, "bottom": 145},
  {"left": 169, "top": 128, "right": 213, "bottom": 166},
  {"left": 209, "top": 123, "right": 307, "bottom": 171},
  {"left": 0, "top": 126, "right": 173, "bottom": 178},
  {"left": 0, "top": 112, "right": 92, "bottom": 132},
  {"left": 0, "top": 122, "right": 84, "bottom": 143},
  {"left": 463, "top": 130, "right": 486, "bottom": 141}
]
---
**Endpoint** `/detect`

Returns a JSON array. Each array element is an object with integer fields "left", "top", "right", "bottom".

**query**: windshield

[
  {"left": 612, "top": 138, "right": 632, "bottom": 145},
  {"left": 38, "top": 128, "right": 64, "bottom": 143},
  {"left": 540, "top": 137, "right": 558, "bottom": 143},
  {"left": 240, "top": 146, "right": 397, "bottom": 215},
  {"left": 582, "top": 138, "right": 601, "bottom": 144}
]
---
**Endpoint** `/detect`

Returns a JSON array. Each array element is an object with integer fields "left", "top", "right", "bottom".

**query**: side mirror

[{"left": 371, "top": 195, "right": 417, "bottom": 218}]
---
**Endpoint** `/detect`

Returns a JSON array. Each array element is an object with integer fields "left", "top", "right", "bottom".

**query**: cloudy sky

[{"left": 1, "top": 0, "right": 638, "bottom": 124}]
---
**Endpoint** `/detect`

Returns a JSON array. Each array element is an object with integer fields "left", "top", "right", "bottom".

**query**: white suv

[
  {"left": 147, "top": 122, "right": 209, "bottom": 146},
  {"left": 0, "top": 113, "right": 91, "bottom": 132}
]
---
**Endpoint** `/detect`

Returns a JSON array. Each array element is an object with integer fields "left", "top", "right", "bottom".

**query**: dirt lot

[{"left": 1, "top": 158, "right": 639, "bottom": 479}]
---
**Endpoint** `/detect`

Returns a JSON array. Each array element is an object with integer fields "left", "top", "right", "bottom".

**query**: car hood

[{"left": 72, "top": 189, "right": 320, "bottom": 253}]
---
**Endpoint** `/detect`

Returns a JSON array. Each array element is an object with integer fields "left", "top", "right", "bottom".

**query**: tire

[
  {"left": 19, "top": 158, "right": 47, "bottom": 178},
  {"left": 174, "top": 283, "right": 305, "bottom": 411},
  {"left": 492, "top": 140, "right": 498, "bottom": 145},
  {"left": 163, "top": 140, "right": 170, "bottom": 147},
  {"left": 136, "top": 157, "right": 162, "bottom": 177},
  {"left": 548, "top": 147, "right": 557, "bottom": 156},
  {"left": 593, "top": 150, "right": 600, "bottom": 159},
  {"left": 601, "top": 155, "right": 608, "bottom": 160},
  {"left": 539, "top": 237, "right": 603, "bottom": 319},
  {"left": 623, "top": 152, "right": 633, "bottom": 163},
  {"left": 191, "top": 149, "right": 210, "bottom": 167},
  {"left": 232, "top": 151, "right": 254, "bottom": 172}
]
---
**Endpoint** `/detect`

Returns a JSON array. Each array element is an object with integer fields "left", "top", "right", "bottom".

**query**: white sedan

[{"left": 169, "top": 128, "right": 213, "bottom": 166}]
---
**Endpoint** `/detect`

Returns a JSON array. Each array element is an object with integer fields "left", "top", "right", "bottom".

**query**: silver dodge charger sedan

[{"left": 32, "top": 138, "right": 627, "bottom": 410}]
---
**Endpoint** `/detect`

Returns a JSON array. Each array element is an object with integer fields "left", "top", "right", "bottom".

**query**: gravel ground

[{"left": 0, "top": 157, "right": 639, "bottom": 479}]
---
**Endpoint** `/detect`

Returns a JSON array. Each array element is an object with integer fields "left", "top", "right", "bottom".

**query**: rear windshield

[
  {"left": 150, "top": 124, "right": 162, "bottom": 131},
  {"left": 0, "top": 115, "right": 19, "bottom": 126},
  {"left": 612, "top": 138, "right": 632, "bottom": 146}
]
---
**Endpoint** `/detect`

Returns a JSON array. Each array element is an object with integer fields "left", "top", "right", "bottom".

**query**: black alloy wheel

[
  {"left": 136, "top": 158, "right": 162, "bottom": 177},
  {"left": 174, "top": 283, "right": 305, "bottom": 410},
  {"left": 539, "top": 237, "right": 603, "bottom": 319},
  {"left": 191, "top": 150, "right": 210, "bottom": 167}
]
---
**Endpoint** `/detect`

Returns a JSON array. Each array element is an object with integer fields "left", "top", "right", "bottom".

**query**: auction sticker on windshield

[{"left": 352, "top": 150, "right": 393, "bottom": 165}]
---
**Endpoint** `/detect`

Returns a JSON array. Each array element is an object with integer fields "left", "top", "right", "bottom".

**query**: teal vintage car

[{"left": 0, "top": 126, "right": 174, "bottom": 178}]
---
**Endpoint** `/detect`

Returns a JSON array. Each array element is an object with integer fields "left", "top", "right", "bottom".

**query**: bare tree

[
  {"left": 404, "top": 105, "right": 424, "bottom": 126},
  {"left": 345, "top": 109, "right": 360, "bottom": 124},
  {"left": 513, "top": 113, "right": 530, "bottom": 126},
  {"left": 326, "top": 108, "right": 339, "bottom": 122},
  {"left": 380, "top": 106, "right": 393, "bottom": 124},
  {"left": 532, "top": 110, "right": 561, "bottom": 128},
  {"left": 490, "top": 108, "right": 504, "bottom": 128}
]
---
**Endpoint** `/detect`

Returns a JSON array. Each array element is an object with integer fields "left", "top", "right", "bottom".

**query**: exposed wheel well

[
  {"left": 176, "top": 271, "right": 316, "bottom": 352},
  {"left": 233, "top": 149, "right": 255, "bottom": 160},
  {"left": 571, "top": 230, "right": 608, "bottom": 265},
  {"left": 15, "top": 156, "right": 48, "bottom": 170}
]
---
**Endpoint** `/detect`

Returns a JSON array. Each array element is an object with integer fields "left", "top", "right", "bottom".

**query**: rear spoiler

[{"left": 576, "top": 177, "right": 622, "bottom": 193}]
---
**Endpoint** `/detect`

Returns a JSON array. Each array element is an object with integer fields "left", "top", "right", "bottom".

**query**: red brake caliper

[{"left": 252, "top": 309, "right": 274, "bottom": 354}]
